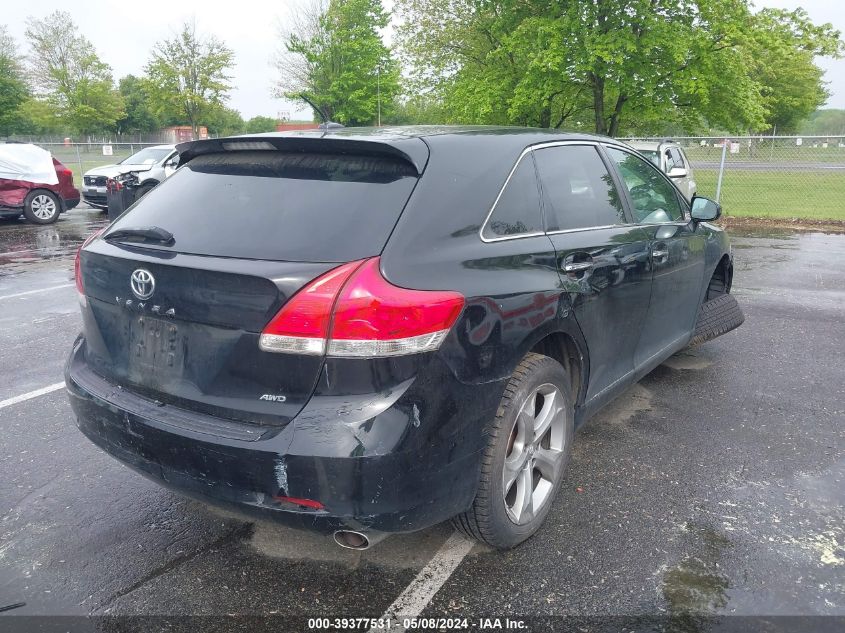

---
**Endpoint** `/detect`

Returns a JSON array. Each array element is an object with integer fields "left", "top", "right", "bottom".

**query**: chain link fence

[
  {"left": 5, "top": 134, "right": 844, "bottom": 220},
  {"left": 621, "top": 136, "right": 845, "bottom": 221},
  {"left": 13, "top": 142, "right": 167, "bottom": 188}
]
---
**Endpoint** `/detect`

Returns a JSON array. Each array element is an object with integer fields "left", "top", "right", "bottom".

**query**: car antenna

[{"left": 299, "top": 93, "right": 344, "bottom": 134}]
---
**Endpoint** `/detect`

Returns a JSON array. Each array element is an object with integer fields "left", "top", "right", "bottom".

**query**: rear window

[{"left": 112, "top": 151, "right": 418, "bottom": 262}]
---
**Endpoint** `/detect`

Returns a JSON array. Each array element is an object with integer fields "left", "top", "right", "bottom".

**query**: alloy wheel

[
  {"left": 502, "top": 383, "right": 567, "bottom": 525},
  {"left": 31, "top": 195, "right": 57, "bottom": 220}
]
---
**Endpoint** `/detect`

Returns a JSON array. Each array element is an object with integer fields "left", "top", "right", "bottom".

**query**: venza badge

[{"left": 130, "top": 269, "right": 155, "bottom": 300}]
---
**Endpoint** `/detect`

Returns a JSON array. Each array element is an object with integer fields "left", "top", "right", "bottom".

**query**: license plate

[{"left": 128, "top": 316, "right": 184, "bottom": 382}]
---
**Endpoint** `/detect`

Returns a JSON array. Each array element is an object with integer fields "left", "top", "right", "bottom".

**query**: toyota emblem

[{"left": 130, "top": 269, "right": 155, "bottom": 300}]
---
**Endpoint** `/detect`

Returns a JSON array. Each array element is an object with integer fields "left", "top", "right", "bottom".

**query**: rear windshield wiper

[{"left": 103, "top": 226, "right": 174, "bottom": 246}]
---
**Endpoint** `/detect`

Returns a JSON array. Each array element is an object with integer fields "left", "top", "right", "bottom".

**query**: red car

[{"left": 0, "top": 155, "right": 81, "bottom": 225}]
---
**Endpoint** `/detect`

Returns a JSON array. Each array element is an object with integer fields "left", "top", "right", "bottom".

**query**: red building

[{"left": 161, "top": 126, "right": 209, "bottom": 143}]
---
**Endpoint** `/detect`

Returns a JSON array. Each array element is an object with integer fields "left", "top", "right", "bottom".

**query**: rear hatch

[{"left": 78, "top": 146, "right": 422, "bottom": 426}]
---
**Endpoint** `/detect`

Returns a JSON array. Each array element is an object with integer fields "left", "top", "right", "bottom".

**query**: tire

[
  {"left": 688, "top": 293, "right": 744, "bottom": 347},
  {"left": 454, "top": 352, "right": 574, "bottom": 549},
  {"left": 23, "top": 190, "right": 61, "bottom": 224},
  {"left": 134, "top": 182, "right": 156, "bottom": 200}
]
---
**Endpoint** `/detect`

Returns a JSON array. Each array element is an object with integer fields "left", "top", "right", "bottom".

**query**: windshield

[
  {"left": 110, "top": 151, "right": 419, "bottom": 262},
  {"left": 120, "top": 148, "right": 172, "bottom": 165},
  {"left": 637, "top": 149, "right": 660, "bottom": 167}
]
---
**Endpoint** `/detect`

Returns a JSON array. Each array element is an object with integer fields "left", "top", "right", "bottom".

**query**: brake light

[
  {"left": 75, "top": 228, "right": 106, "bottom": 296},
  {"left": 259, "top": 257, "right": 464, "bottom": 358},
  {"left": 259, "top": 260, "right": 366, "bottom": 354},
  {"left": 272, "top": 495, "right": 324, "bottom": 510}
]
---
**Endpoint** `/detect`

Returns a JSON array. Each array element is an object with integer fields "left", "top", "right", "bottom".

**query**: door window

[
  {"left": 482, "top": 154, "right": 543, "bottom": 239},
  {"left": 606, "top": 147, "right": 684, "bottom": 224},
  {"left": 533, "top": 145, "right": 626, "bottom": 232}
]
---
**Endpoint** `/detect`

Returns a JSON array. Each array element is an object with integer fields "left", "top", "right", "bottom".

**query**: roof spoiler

[{"left": 175, "top": 135, "right": 428, "bottom": 175}]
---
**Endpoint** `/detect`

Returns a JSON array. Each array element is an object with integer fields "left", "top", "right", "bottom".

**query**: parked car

[
  {"left": 82, "top": 144, "right": 178, "bottom": 209},
  {"left": 626, "top": 140, "right": 696, "bottom": 201},
  {"left": 0, "top": 143, "right": 80, "bottom": 224},
  {"left": 67, "top": 128, "right": 743, "bottom": 550},
  {"left": 105, "top": 167, "right": 153, "bottom": 221}
]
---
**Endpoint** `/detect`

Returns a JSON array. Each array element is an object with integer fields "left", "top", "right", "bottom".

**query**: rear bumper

[{"left": 65, "top": 337, "right": 492, "bottom": 534}]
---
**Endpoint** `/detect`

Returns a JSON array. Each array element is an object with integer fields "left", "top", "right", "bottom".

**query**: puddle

[
  {"left": 595, "top": 384, "right": 654, "bottom": 427},
  {"left": 0, "top": 210, "right": 107, "bottom": 270},
  {"left": 662, "top": 524, "right": 732, "bottom": 629}
]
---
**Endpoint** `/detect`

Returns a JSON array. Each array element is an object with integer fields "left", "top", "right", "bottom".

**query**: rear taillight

[
  {"left": 75, "top": 228, "right": 105, "bottom": 296},
  {"left": 259, "top": 257, "right": 464, "bottom": 358}
]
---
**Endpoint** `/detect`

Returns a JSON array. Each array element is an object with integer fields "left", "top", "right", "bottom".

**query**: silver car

[
  {"left": 626, "top": 140, "right": 696, "bottom": 201},
  {"left": 82, "top": 145, "right": 178, "bottom": 209}
]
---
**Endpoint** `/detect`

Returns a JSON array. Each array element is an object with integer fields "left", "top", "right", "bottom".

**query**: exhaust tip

[{"left": 333, "top": 530, "right": 370, "bottom": 550}]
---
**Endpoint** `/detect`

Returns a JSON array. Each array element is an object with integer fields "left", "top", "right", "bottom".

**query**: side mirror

[
  {"left": 668, "top": 167, "right": 688, "bottom": 178},
  {"left": 691, "top": 195, "right": 721, "bottom": 222}
]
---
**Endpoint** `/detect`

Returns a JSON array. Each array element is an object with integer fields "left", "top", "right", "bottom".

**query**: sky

[{"left": 2, "top": 0, "right": 844, "bottom": 121}]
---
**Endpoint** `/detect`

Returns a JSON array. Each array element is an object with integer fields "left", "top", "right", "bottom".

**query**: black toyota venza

[{"left": 67, "top": 127, "right": 743, "bottom": 549}]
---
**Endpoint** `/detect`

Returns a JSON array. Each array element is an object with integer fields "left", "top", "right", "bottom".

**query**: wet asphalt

[{"left": 0, "top": 208, "right": 842, "bottom": 631}]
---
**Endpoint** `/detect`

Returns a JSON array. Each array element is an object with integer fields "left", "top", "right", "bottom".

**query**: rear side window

[
  {"left": 112, "top": 151, "right": 418, "bottom": 262},
  {"left": 482, "top": 155, "right": 542, "bottom": 239},
  {"left": 534, "top": 145, "right": 626, "bottom": 231},
  {"left": 669, "top": 147, "right": 686, "bottom": 168}
]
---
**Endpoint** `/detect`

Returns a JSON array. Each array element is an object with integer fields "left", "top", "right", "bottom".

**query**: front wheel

[
  {"left": 24, "top": 191, "right": 61, "bottom": 224},
  {"left": 454, "top": 353, "right": 574, "bottom": 549}
]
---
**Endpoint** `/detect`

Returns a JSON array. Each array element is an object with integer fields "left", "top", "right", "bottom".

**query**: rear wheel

[
  {"left": 24, "top": 191, "right": 61, "bottom": 224},
  {"left": 454, "top": 353, "right": 574, "bottom": 549}
]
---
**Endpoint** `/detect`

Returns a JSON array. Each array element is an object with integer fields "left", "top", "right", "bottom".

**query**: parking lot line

[
  {"left": 371, "top": 531, "right": 475, "bottom": 631},
  {"left": 0, "top": 284, "right": 74, "bottom": 301},
  {"left": 0, "top": 382, "right": 66, "bottom": 410}
]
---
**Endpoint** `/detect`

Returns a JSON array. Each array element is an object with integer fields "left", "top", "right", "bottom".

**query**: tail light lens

[
  {"left": 260, "top": 257, "right": 464, "bottom": 358},
  {"left": 75, "top": 228, "right": 106, "bottom": 296}
]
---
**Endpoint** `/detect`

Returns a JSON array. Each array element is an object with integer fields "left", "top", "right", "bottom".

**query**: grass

[
  {"left": 682, "top": 143, "right": 845, "bottom": 164},
  {"left": 48, "top": 147, "right": 139, "bottom": 187},
  {"left": 695, "top": 169, "right": 845, "bottom": 220}
]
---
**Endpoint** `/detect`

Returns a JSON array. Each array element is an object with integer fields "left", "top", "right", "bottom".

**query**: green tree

[
  {"left": 750, "top": 9, "right": 843, "bottom": 133},
  {"left": 276, "top": 0, "right": 400, "bottom": 125},
  {"left": 116, "top": 74, "right": 159, "bottom": 135},
  {"left": 799, "top": 109, "right": 845, "bottom": 136},
  {"left": 397, "top": 0, "right": 843, "bottom": 135},
  {"left": 145, "top": 21, "right": 235, "bottom": 139},
  {"left": 13, "top": 97, "right": 63, "bottom": 135},
  {"left": 204, "top": 105, "right": 244, "bottom": 137},
  {"left": 245, "top": 115, "right": 278, "bottom": 133},
  {"left": 0, "top": 26, "right": 30, "bottom": 136},
  {"left": 24, "top": 11, "right": 124, "bottom": 135}
]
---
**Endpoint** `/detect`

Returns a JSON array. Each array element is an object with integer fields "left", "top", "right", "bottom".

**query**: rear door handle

[{"left": 563, "top": 261, "right": 593, "bottom": 273}]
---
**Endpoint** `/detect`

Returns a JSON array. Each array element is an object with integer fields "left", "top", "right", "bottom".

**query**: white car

[
  {"left": 82, "top": 145, "right": 178, "bottom": 209},
  {"left": 626, "top": 140, "right": 696, "bottom": 201}
]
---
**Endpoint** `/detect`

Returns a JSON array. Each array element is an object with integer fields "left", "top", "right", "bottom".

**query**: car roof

[
  {"left": 627, "top": 140, "right": 680, "bottom": 151},
  {"left": 177, "top": 126, "right": 628, "bottom": 175},
  {"left": 250, "top": 125, "right": 609, "bottom": 141}
]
